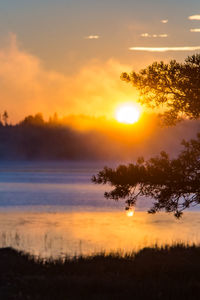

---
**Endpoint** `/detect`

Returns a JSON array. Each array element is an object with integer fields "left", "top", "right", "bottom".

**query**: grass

[{"left": 1, "top": 244, "right": 200, "bottom": 299}]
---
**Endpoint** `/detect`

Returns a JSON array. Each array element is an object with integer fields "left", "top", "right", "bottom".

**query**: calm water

[{"left": 0, "top": 161, "right": 200, "bottom": 258}]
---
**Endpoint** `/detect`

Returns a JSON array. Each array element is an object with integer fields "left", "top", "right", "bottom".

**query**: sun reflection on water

[
  {"left": 0, "top": 211, "right": 200, "bottom": 259},
  {"left": 126, "top": 209, "right": 134, "bottom": 217}
]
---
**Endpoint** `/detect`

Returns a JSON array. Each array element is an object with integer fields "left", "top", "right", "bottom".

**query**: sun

[{"left": 115, "top": 103, "right": 141, "bottom": 124}]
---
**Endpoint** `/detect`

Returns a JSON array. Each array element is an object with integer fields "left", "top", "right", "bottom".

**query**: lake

[{"left": 0, "top": 161, "right": 200, "bottom": 258}]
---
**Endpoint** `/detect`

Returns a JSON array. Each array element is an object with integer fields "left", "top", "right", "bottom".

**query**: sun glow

[
  {"left": 126, "top": 208, "right": 135, "bottom": 217},
  {"left": 115, "top": 103, "right": 140, "bottom": 124}
]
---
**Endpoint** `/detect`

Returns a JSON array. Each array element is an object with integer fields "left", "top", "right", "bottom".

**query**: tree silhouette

[
  {"left": 92, "top": 54, "right": 200, "bottom": 218},
  {"left": 121, "top": 54, "right": 200, "bottom": 126},
  {"left": 20, "top": 113, "right": 44, "bottom": 126},
  {"left": 3, "top": 111, "right": 8, "bottom": 126}
]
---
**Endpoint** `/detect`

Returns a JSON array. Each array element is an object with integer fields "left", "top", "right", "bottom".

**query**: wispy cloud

[
  {"left": 141, "top": 33, "right": 150, "bottom": 37},
  {"left": 141, "top": 33, "right": 168, "bottom": 38},
  {"left": 159, "top": 34, "right": 168, "bottom": 37},
  {"left": 85, "top": 35, "right": 100, "bottom": 40},
  {"left": 129, "top": 46, "right": 200, "bottom": 52},
  {"left": 188, "top": 15, "right": 200, "bottom": 20},
  {"left": 161, "top": 19, "right": 168, "bottom": 24},
  {"left": 190, "top": 28, "right": 200, "bottom": 32}
]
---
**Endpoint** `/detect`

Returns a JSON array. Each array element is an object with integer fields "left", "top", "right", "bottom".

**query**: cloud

[
  {"left": 141, "top": 33, "right": 168, "bottom": 38},
  {"left": 141, "top": 33, "right": 150, "bottom": 37},
  {"left": 129, "top": 46, "right": 200, "bottom": 52},
  {"left": 161, "top": 19, "right": 168, "bottom": 24},
  {"left": 0, "top": 34, "right": 137, "bottom": 123},
  {"left": 188, "top": 15, "right": 200, "bottom": 20},
  {"left": 190, "top": 28, "right": 200, "bottom": 32},
  {"left": 85, "top": 35, "right": 100, "bottom": 39},
  {"left": 152, "top": 34, "right": 168, "bottom": 38},
  {"left": 159, "top": 34, "right": 168, "bottom": 38}
]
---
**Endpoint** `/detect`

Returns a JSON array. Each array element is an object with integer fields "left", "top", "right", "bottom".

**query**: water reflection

[{"left": 0, "top": 210, "right": 200, "bottom": 258}]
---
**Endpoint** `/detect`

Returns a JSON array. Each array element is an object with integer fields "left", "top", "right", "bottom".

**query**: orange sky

[
  {"left": 0, "top": 0, "right": 200, "bottom": 124},
  {"left": 0, "top": 35, "right": 143, "bottom": 124}
]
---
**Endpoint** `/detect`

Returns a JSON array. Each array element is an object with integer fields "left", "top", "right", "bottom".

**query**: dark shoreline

[{"left": 1, "top": 245, "right": 200, "bottom": 299}]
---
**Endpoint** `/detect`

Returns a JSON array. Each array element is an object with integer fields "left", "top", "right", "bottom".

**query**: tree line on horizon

[
  {"left": 0, "top": 113, "right": 114, "bottom": 160},
  {"left": 0, "top": 109, "right": 198, "bottom": 162}
]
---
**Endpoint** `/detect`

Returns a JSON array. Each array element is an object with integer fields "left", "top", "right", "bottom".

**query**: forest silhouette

[{"left": 0, "top": 111, "right": 199, "bottom": 161}]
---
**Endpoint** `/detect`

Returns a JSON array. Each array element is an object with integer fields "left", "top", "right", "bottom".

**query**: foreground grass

[{"left": 1, "top": 245, "right": 200, "bottom": 299}]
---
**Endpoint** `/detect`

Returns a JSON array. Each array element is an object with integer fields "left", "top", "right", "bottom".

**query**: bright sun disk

[{"left": 116, "top": 103, "right": 140, "bottom": 124}]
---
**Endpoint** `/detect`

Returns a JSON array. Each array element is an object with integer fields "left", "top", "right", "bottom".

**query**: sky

[{"left": 0, "top": 0, "right": 200, "bottom": 123}]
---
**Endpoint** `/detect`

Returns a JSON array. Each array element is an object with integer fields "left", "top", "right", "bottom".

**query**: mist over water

[
  {"left": 1, "top": 211, "right": 200, "bottom": 258},
  {"left": 0, "top": 161, "right": 200, "bottom": 258}
]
